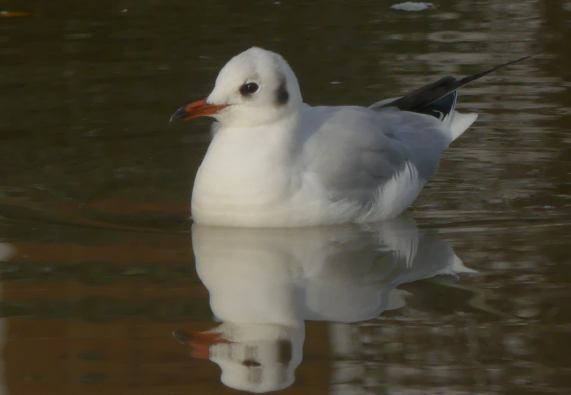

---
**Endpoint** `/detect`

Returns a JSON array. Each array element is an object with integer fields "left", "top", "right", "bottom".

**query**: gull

[{"left": 171, "top": 47, "right": 527, "bottom": 227}]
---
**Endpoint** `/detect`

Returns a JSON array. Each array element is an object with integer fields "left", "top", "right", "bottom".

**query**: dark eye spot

[
  {"left": 240, "top": 82, "right": 259, "bottom": 96},
  {"left": 242, "top": 359, "right": 261, "bottom": 367},
  {"left": 276, "top": 79, "right": 289, "bottom": 106}
]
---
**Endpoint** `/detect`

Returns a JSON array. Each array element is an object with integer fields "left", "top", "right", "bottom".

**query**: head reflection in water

[{"left": 179, "top": 215, "right": 473, "bottom": 393}]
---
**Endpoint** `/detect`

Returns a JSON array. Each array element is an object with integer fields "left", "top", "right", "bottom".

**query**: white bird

[{"left": 171, "top": 47, "right": 526, "bottom": 227}]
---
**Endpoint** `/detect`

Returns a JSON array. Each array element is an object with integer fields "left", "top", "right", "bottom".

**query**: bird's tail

[
  {"left": 372, "top": 55, "right": 531, "bottom": 113},
  {"left": 371, "top": 56, "right": 530, "bottom": 141},
  {"left": 448, "top": 112, "right": 478, "bottom": 141}
]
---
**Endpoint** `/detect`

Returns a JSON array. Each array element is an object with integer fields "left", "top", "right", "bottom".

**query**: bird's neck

[{"left": 212, "top": 111, "right": 301, "bottom": 163}]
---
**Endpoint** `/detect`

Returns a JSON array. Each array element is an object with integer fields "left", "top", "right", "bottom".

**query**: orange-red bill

[
  {"left": 170, "top": 99, "right": 227, "bottom": 122},
  {"left": 189, "top": 331, "right": 229, "bottom": 359}
]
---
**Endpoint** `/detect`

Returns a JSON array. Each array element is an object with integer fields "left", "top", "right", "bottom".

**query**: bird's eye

[{"left": 239, "top": 82, "right": 259, "bottom": 96}]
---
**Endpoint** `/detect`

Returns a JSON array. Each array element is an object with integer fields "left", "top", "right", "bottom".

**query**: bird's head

[{"left": 171, "top": 47, "right": 303, "bottom": 128}]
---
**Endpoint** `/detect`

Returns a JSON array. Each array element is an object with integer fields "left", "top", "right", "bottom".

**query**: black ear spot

[
  {"left": 276, "top": 79, "right": 289, "bottom": 105},
  {"left": 277, "top": 339, "right": 292, "bottom": 363}
]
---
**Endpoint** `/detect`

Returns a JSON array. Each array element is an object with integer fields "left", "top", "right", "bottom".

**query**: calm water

[{"left": 0, "top": 0, "right": 570, "bottom": 394}]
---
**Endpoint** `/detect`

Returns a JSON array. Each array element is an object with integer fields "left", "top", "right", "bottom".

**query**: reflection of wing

[
  {"left": 192, "top": 215, "right": 470, "bottom": 325},
  {"left": 302, "top": 216, "right": 472, "bottom": 322}
]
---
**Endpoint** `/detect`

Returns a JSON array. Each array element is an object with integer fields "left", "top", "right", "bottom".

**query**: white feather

[{"left": 449, "top": 112, "right": 478, "bottom": 141}]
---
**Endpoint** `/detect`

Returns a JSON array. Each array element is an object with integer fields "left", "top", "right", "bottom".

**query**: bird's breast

[{"left": 190, "top": 132, "right": 301, "bottom": 225}]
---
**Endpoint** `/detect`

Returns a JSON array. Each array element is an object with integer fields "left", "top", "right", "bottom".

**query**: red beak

[
  {"left": 173, "top": 329, "right": 230, "bottom": 360},
  {"left": 170, "top": 99, "right": 227, "bottom": 122},
  {"left": 189, "top": 331, "right": 229, "bottom": 359}
]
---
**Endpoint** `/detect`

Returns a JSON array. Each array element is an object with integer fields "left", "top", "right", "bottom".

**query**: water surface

[{"left": 0, "top": 0, "right": 570, "bottom": 394}]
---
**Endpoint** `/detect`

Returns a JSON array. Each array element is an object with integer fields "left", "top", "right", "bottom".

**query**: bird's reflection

[{"left": 180, "top": 215, "right": 473, "bottom": 393}]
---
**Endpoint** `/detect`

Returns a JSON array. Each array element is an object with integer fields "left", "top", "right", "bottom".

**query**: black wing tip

[
  {"left": 373, "top": 54, "right": 534, "bottom": 113},
  {"left": 458, "top": 54, "right": 533, "bottom": 86}
]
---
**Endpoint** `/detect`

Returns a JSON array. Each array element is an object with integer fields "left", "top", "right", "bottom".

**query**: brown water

[{"left": 0, "top": 0, "right": 570, "bottom": 394}]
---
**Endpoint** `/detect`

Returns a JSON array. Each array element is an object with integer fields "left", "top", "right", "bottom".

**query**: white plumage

[{"left": 173, "top": 47, "right": 485, "bottom": 227}]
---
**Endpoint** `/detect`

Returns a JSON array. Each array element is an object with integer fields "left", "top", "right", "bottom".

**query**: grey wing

[
  {"left": 301, "top": 106, "right": 449, "bottom": 202},
  {"left": 378, "top": 109, "right": 451, "bottom": 179}
]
